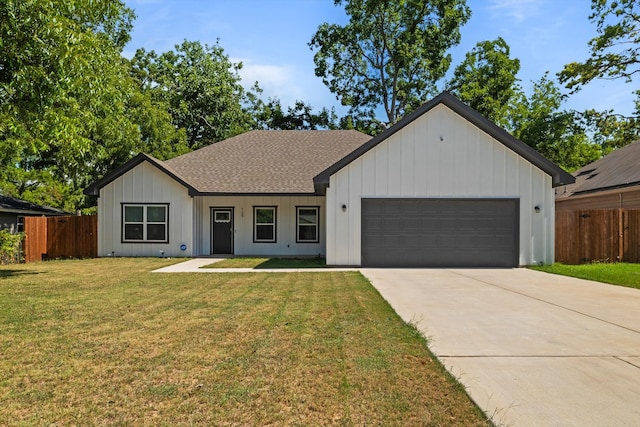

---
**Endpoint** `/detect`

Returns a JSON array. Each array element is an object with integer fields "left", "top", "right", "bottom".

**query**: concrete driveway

[{"left": 360, "top": 268, "right": 640, "bottom": 427}]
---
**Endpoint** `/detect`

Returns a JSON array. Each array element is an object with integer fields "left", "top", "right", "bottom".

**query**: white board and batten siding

[
  {"left": 326, "top": 104, "right": 555, "bottom": 266},
  {"left": 194, "top": 195, "right": 326, "bottom": 257},
  {"left": 97, "top": 161, "right": 194, "bottom": 257}
]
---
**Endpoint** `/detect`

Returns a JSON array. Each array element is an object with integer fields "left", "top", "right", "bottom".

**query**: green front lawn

[
  {"left": 0, "top": 258, "right": 487, "bottom": 425},
  {"left": 530, "top": 262, "right": 640, "bottom": 289}
]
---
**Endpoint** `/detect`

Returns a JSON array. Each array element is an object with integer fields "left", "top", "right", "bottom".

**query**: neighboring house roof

[
  {"left": 556, "top": 139, "right": 640, "bottom": 199},
  {"left": 314, "top": 92, "right": 575, "bottom": 193},
  {"left": 0, "top": 195, "right": 66, "bottom": 216},
  {"left": 85, "top": 130, "right": 372, "bottom": 196}
]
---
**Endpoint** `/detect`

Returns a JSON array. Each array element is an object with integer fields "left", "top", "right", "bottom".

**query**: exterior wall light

[
  {"left": 341, "top": 204, "right": 347, "bottom": 212},
  {"left": 534, "top": 206, "right": 541, "bottom": 213}
]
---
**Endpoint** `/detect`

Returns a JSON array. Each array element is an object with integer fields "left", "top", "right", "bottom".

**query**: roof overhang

[
  {"left": 557, "top": 181, "right": 640, "bottom": 202},
  {"left": 194, "top": 192, "right": 320, "bottom": 197},
  {"left": 0, "top": 208, "right": 66, "bottom": 216},
  {"left": 313, "top": 92, "right": 575, "bottom": 194}
]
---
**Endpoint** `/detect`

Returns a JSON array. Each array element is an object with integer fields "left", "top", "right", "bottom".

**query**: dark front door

[{"left": 212, "top": 208, "right": 234, "bottom": 254}]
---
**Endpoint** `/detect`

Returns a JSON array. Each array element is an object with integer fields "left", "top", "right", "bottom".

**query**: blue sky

[{"left": 123, "top": 0, "right": 636, "bottom": 120}]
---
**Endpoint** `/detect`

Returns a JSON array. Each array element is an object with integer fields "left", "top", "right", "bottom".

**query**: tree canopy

[
  {"left": 510, "top": 75, "right": 601, "bottom": 171},
  {"left": 253, "top": 98, "right": 339, "bottom": 130},
  {"left": 558, "top": 0, "right": 640, "bottom": 152},
  {"left": 448, "top": 37, "right": 521, "bottom": 128},
  {"left": 559, "top": 0, "right": 640, "bottom": 92},
  {"left": 132, "top": 40, "right": 254, "bottom": 150},
  {"left": 310, "top": 0, "right": 471, "bottom": 124},
  {"left": 0, "top": 0, "right": 188, "bottom": 212}
]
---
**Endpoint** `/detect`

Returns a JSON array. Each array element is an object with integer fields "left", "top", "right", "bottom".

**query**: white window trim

[{"left": 122, "top": 203, "right": 169, "bottom": 243}]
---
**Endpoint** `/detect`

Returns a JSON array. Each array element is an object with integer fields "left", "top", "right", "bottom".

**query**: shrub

[{"left": 0, "top": 229, "right": 24, "bottom": 264}]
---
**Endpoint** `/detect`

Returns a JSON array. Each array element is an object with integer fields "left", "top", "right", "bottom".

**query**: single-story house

[
  {"left": 85, "top": 92, "right": 574, "bottom": 267},
  {"left": 0, "top": 195, "right": 67, "bottom": 233},
  {"left": 556, "top": 139, "right": 640, "bottom": 211}
]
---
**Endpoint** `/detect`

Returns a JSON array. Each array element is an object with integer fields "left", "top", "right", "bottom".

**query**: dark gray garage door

[{"left": 362, "top": 198, "right": 519, "bottom": 267}]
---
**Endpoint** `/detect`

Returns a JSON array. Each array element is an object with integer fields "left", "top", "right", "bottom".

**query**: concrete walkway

[
  {"left": 360, "top": 268, "right": 640, "bottom": 427},
  {"left": 152, "top": 258, "right": 358, "bottom": 273}
]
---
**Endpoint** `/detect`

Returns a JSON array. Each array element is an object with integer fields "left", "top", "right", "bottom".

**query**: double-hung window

[
  {"left": 296, "top": 206, "right": 319, "bottom": 243},
  {"left": 122, "top": 204, "right": 169, "bottom": 243},
  {"left": 254, "top": 206, "right": 276, "bottom": 243}
]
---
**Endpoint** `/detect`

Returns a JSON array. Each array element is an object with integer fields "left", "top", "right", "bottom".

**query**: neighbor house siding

[
  {"left": 97, "top": 161, "right": 194, "bottom": 257},
  {"left": 194, "top": 195, "right": 326, "bottom": 257},
  {"left": 556, "top": 187, "right": 640, "bottom": 211},
  {"left": 326, "top": 104, "right": 554, "bottom": 266}
]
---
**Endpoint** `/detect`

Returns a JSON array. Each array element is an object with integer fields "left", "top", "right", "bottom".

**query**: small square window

[
  {"left": 147, "top": 206, "right": 166, "bottom": 222},
  {"left": 215, "top": 211, "right": 231, "bottom": 223},
  {"left": 124, "top": 206, "right": 143, "bottom": 222},
  {"left": 124, "top": 223, "right": 144, "bottom": 241}
]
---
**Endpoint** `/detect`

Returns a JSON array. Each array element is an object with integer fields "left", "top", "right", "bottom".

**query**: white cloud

[
  {"left": 238, "top": 62, "right": 292, "bottom": 89},
  {"left": 236, "top": 60, "right": 305, "bottom": 105},
  {"left": 488, "top": 0, "right": 543, "bottom": 22}
]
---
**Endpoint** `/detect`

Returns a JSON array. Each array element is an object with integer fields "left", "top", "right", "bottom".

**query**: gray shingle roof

[
  {"left": 0, "top": 195, "right": 67, "bottom": 215},
  {"left": 165, "top": 130, "right": 371, "bottom": 194},
  {"left": 556, "top": 139, "right": 640, "bottom": 199}
]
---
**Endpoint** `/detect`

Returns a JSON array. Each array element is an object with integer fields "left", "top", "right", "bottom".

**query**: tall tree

[
  {"left": 132, "top": 41, "right": 254, "bottom": 149},
  {"left": 309, "top": 0, "right": 471, "bottom": 124},
  {"left": 448, "top": 37, "right": 521, "bottom": 128},
  {"left": 0, "top": 0, "right": 184, "bottom": 212},
  {"left": 511, "top": 75, "right": 601, "bottom": 171}
]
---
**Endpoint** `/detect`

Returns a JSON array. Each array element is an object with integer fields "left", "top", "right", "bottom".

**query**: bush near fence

[
  {"left": 556, "top": 209, "right": 640, "bottom": 264},
  {"left": 0, "top": 229, "right": 24, "bottom": 264}
]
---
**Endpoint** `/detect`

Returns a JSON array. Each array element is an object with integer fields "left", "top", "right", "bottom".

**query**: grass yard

[
  {"left": 0, "top": 258, "right": 487, "bottom": 426},
  {"left": 530, "top": 262, "right": 640, "bottom": 289},
  {"left": 204, "top": 257, "right": 326, "bottom": 269}
]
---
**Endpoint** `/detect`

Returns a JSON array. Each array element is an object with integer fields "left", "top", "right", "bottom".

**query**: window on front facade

[
  {"left": 254, "top": 206, "right": 276, "bottom": 243},
  {"left": 122, "top": 204, "right": 168, "bottom": 243},
  {"left": 297, "top": 207, "right": 319, "bottom": 243}
]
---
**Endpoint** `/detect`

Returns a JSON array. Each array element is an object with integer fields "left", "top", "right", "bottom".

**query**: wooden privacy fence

[
  {"left": 556, "top": 209, "right": 640, "bottom": 264},
  {"left": 24, "top": 215, "right": 97, "bottom": 262}
]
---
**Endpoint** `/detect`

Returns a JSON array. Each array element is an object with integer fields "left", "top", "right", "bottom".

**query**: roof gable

[
  {"left": 556, "top": 139, "right": 640, "bottom": 199},
  {"left": 314, "top": 92, "right": 575, "bottom": 193},
  {"left": 84, "top": 153, "right": 199, "bottom": 196}
]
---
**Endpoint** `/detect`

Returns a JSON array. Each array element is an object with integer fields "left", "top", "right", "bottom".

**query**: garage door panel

[{"left": 361, "top": 198, "right": 518, "bottom": 267}]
